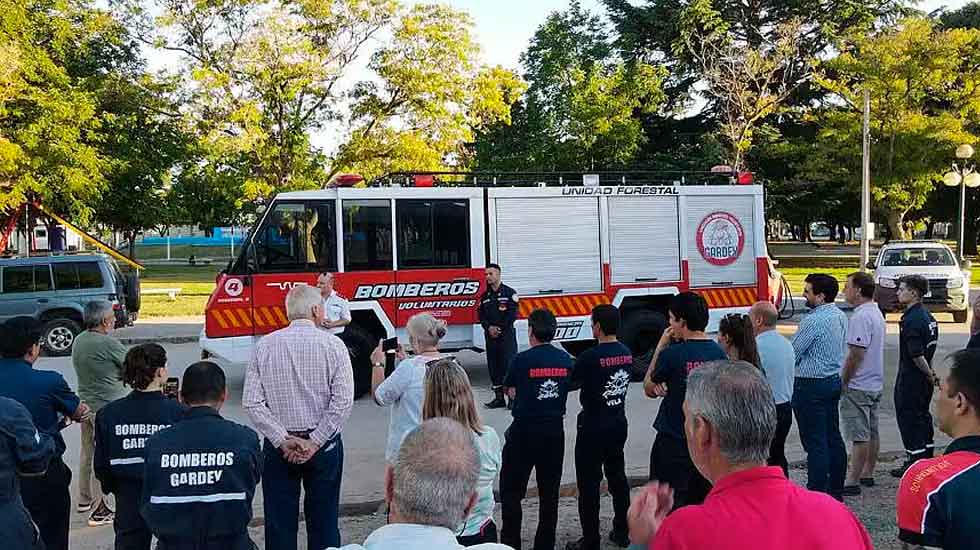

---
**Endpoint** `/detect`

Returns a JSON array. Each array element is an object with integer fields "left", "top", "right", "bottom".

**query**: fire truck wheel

[
  {"left": 620, "top": 310, "right": 667, "bottom": 382},
  {"left": 340, "top": 323, "right": 376, "bottom": 399}
]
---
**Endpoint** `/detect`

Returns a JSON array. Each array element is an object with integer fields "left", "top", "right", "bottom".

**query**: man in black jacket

[
  {"left": 141, "top": 362, "right": 262, "bottom": 550},
  {"left": 479, "top": 263, "right": 519, "bottom": 409}
]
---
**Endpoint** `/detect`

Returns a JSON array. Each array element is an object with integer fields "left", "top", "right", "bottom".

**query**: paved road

[{"left": 44, "top": 314, "right": 970, "bottom": 547}]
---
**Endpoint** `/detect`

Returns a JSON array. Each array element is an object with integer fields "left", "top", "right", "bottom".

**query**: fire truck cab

[{"left": 201, "top": 176, "right": 782, "bottom": 398}]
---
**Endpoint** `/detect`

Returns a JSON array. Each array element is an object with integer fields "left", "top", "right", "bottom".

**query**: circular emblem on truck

[
  {"left": 224, "top": 278, "right": 244, "bottom": 297},
  {"left": 696, "top": 212, "right": 745, "bottom": 266}
]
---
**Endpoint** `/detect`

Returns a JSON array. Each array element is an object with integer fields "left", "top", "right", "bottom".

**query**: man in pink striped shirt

[{"left": 244, "top": 284, "right": 354, "bottom": 550}]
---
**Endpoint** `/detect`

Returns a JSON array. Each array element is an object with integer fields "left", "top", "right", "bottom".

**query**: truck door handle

[
  {"left": 711, "top": 281, "right": 734, "bottom": 286},
  {"left": 634, "top": 277, "right": 659, "bottom": 282},
  {"left": 538, "top": 289, "right": 563, "bottom": 295},
  {"left": 37, "top": 299, "right": 49, "bottom": 303},
  {"left": 453, "top": 277, "right": 471, "bottom": 282}
]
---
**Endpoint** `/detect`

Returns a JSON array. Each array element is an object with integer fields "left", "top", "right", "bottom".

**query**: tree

[
  {"left": 113, "top": 0, "right": 399, "bottom": 197},
  {"left": 598, "top": 0, "right": 908, "bottom": 176},
  {"left": 815, "top": 18, "right": 980, "bottom": 239},
  {"left": 331, "top": 4, "right": 524, "bottom": 179},
  {"left": 677, "top": 4, "right": 813, "bottom": 170},
  {"left": 472, "top": 1, "right": 666, "bottom": 172},
  {"left": 169, "top": 157, "right": 249, "bottom": 238},
  {"left": 93, "top": 76, "right": 190, "bottom": 259},
  {"left": 0, "top": 0, "right": 118, "bottom": 221},
  {"left": 940, "top": 1, "right": 980, "bottom": 29}
]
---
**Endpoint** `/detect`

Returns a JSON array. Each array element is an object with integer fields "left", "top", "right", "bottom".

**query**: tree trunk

[
  {"left": 886, "top": 210, "right": 906, "bottom": 240},
  {"left": 925, "top": 221, "right": 935, "bottom": 240}
]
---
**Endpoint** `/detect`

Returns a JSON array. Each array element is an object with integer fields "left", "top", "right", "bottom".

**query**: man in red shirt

[
  {"left": 896, "top": 348, "right": 980, "bottom": 550},
  {"left": 628, "top": 360, "right": 873, "bottom": 550}
]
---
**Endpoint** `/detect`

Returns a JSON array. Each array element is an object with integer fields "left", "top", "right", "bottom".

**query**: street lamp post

[{"left": 943, "top": 144, "right": 980, "bottom": 261}]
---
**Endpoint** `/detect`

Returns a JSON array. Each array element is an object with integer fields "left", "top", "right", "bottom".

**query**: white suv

[{"left": 868, "top": 241, "right": 970, "bottom": 323}]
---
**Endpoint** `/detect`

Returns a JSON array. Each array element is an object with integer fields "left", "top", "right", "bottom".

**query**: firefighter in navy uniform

[
  {"left": 0, "top": 396, "right": 54, "bottom": 550},
  {"left": 479, "top": 263, "right": 519, "bottom": 409},
  {"left": 499, "top": 308, "right": 573, "bottom": 550},
  {"left": 95, "top": 344, "right": 185, "bottom": 550},
  {"left": 566, "top": 305, "right": 632, "bottom": 550},
  {"left": 141, "top": 362, "right": 262, "bottom": 550},
  {"left": 892, "top": 275, "right": 941, "bottom": 478}
]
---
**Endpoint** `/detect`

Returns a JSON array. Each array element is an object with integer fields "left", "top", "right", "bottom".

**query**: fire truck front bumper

[{"left": 199, "top": 330, "right": 256, "bottom": 364}]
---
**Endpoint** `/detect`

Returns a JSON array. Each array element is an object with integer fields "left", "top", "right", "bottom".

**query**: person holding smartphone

[
  {"left": 94, "top": 343, "right": 185, "bottom": 550},
  {"left": 370, "top": 313, "right": 448, "bottom": 466}
]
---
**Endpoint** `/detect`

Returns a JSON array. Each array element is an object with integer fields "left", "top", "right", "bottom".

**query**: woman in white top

[
  {"left": 370, "top": 313, "right": 447, "bottom": 464},
  {"left": 423, "top": 357, "right": 502, "bottom": 546}
]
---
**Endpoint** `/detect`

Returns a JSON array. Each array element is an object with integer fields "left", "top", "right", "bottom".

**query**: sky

[{"left": 442, "top": 0, "right": 971, "bottom": 71}]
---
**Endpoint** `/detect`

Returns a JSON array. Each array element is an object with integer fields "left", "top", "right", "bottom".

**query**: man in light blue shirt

[
  {"left": 792, "top": 274, "right": 848, "bottom": 500},
  {"left": 750, "top": 301, "right": 795, "bottom": 477},
  {"left": 330, "top": 418, "right": 511, "bottom": 550}
]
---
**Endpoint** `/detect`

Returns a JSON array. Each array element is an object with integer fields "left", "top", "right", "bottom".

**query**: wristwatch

[{"left": 373, "top": 362, "right": 384, "bottom": 369}]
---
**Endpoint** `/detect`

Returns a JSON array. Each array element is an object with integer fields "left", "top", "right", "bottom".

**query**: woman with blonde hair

[
  {"left": 423, "top": 357, "right": 502, "bottom": 546},
  {"left": 370, "top": 313, "right": 448, "bottom": 465}
]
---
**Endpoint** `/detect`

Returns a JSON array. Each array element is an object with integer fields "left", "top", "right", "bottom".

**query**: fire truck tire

[
  {"left": 340, "top": 323, "right": 376, "bottom": 399},
  {"left": 620, "top": 310, "right": 667, "bottom": 382}
]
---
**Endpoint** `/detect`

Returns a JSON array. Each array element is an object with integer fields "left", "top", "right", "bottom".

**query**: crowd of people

[{"left": 0, "top": 265, "right": 979, "bottom": 550}]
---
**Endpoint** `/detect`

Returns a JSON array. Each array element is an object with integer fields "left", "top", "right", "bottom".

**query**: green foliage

[
  {"left": 169, "top": 153, "right": 250, "bottom": 236},
  {"left": 333, "top": 3, "right": 524, "bottom": 179},
  {"left": 0, "top": 0, "right": 118, "bottom": 221},
  {"left": 814, "top": 18, "right": 980, "bottom": 238},
  {"left": 117, "top": 0, "right": 399, "bottom": 198},
  {"left": 473, "top": 1, "right": 666, "bottom": 172},
  {"left": 940, "top": 2, "right": 980, "bottom": 30},
  {"left": 94, "top": 75, "right": 190, "bottom": 246}
]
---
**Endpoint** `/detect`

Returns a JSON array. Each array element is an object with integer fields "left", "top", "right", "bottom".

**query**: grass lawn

[
  {"left": 132, "top": 244, "right": 235, "bottom": 261},
  {"left": 138, "top": 264, "right": 220, "bottom": 318},
  {"left": 778, "top": 266, "right": 980, "bottom": 296}
]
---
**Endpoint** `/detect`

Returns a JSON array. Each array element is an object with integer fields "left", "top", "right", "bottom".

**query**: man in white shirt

[
  {"left": 841, "top": 272, "right": 886, "bottom": 496},
  {"left": 318, "top": 272, "right": 352, "bottom": 335}
]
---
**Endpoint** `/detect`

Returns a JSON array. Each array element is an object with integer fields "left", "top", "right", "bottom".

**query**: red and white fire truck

[{"left": 201, "top": 172, "right": 784, "bottom": 397}]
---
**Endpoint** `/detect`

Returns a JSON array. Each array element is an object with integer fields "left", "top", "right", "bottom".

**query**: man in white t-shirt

[
  {"left": 317, "top": 272, "right": 351, "bottom": 335},
  {"left": 841, "top": 272, "right": 886, "bottom": 495}
]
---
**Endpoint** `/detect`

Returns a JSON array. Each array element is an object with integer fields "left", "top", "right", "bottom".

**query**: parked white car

[{"left": 868, "top": 241, "right": 971, "bottom": 323}]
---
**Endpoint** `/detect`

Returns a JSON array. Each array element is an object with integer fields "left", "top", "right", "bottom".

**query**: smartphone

[
  {"left": 163, "top": 377, "right": 180, "bottom": 399},
  {"left": 382, "top": 337, "right": 399, "bottom": 353}
]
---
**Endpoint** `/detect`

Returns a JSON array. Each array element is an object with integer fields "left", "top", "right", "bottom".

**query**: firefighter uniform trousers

[
  {"left": 487, "top": 331, "right": 518, "bottom": 388},
  {"left": 0, "top": 397, "right": 54, "bottom": 550},
  {"left": 94, "top": 391, "right": 186, "bottom": 550},
  {"left": 576, "top": 416, "right": 629, "bottom": 548},
  {"left": 500, "top": 419, "right": 564, "bottom": 550},
  {"left": 141, "top": 406, "right": 262, "bottom": 550},
  {"left": 479, "top": 284, "right": 519, "bottom": 389},
  {"left": 895, "top": 368, "right": 935, "bottom": 461}
]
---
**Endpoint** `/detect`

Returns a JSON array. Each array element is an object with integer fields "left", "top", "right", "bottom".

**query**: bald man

[{"left": 750, "top": 302, "right": 796, "bottom": 476}]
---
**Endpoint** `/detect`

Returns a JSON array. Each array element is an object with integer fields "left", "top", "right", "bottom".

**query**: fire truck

[{"left": 201, "top": 172, "right": 784, "bottom": 397}]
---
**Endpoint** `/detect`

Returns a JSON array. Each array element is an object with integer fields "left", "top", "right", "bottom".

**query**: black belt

[{"left": 287, "top": 430, "right": 313, "bottom": 439}]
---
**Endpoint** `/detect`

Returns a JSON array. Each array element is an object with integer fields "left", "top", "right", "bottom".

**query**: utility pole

[{"left": 860, "top": 90, "right": 871, "bottom": 272}]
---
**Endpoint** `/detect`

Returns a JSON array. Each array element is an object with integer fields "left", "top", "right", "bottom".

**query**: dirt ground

[{"left": 236, "top": 457, "right": 908, "bottom": 549}]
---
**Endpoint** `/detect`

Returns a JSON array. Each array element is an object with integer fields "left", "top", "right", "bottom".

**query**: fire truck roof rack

[{"left": 365, "top": 170, "right": 750, "bottom": 188}]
